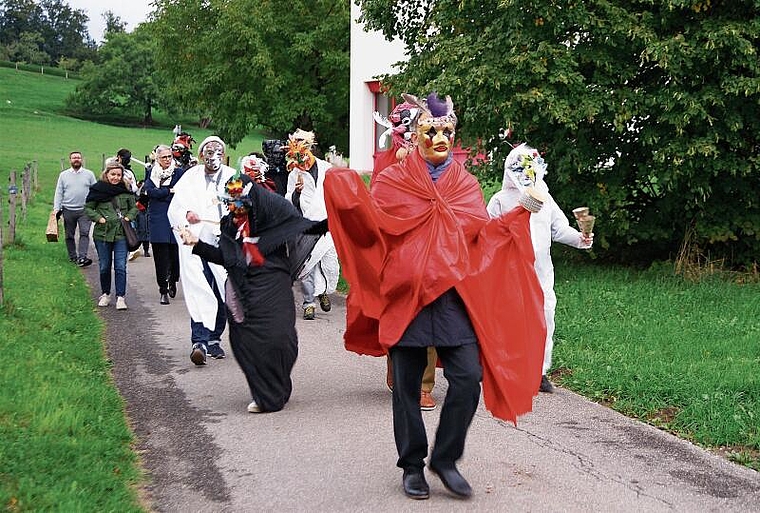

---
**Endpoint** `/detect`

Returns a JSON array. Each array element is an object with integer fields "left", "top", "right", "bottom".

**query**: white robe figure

[
  {"left": 167, "top": 163, "right": 236, "bottom": 329},
  {"left": 487, "top": 145, "right": 591, "bottom": 375},
  {"left": 286, "top": 158, "right": 340, "bottom": 297}
]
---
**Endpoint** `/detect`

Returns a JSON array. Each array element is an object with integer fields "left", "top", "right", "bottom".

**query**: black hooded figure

[
  {"left": 262, "top": 139, "right": 288, "bottom": 196},
  {"left": 189, "top": 174, "right": 327, "bottom": 412}
]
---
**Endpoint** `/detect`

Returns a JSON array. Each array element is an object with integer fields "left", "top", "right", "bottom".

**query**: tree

[
  {"left": 102, "top": 10, "right": 126, "bottom": 36},
  {"left": 151, "top": 0, "right": 350, "bottom": 152},
  {"left": 66, "top": 24, "right": 160, "bottom": 124},
  {"left": 0, "top": 0, "right": 95, "bottom": 66},
  {"left": 358, "top": 0, "right": 760, "bottom": 267},
  {"left": 6, "top": 30, "right": 49, "bottom": 64}
]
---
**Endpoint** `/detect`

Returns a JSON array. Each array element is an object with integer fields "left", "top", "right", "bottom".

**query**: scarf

[
  {"left": 150, "top": 161, "right": 175, "bottom": 187},
  {"left": 86, "top": 181, "right": 130, "bottom": 203}
]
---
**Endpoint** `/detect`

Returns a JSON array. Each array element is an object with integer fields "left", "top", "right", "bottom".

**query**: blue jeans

[
  {"left": 190, "top": 259, "right": 226, "bottom": 345},
  {"left": 94, "top": 239, "right": 128, "bottom": 297}
]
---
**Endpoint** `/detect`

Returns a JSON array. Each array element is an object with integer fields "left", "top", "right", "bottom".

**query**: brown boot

[{"left": 420, "top": 391, "right": 436, "bottom": 411}]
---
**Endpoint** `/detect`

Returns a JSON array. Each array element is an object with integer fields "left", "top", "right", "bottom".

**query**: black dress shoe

[
  {"left": 160, "top": 293, "right": 170, "bottom": 305},
  {"left": 429, "top": 464, "right": 472, "bottom": 498},
  {"left": 402, "top": 468, "right": 429, "bottom": 500},
  {"left": 168, "top": 282, "right": 177, "bottom": 299}
]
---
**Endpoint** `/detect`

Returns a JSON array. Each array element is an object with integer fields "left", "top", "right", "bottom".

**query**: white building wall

[{"left": 349, "top": 2, "right": 407, "bottom": 173}]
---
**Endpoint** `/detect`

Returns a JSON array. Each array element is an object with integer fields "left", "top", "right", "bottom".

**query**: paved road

[{"left": 84, "top": 253, "right": 760, "bottom": 512}]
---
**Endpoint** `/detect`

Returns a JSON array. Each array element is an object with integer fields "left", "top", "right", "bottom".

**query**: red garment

[
  {"left": 324, "top": 150, "right": 546, "bottom": 424},
  {"left": 371, "top": 145, "right": 402, "bottom": 187}
]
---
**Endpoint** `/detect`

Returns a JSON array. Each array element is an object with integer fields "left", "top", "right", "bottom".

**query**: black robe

[{"left": 193, "top": 177, "right": 326, "bottom": 411}]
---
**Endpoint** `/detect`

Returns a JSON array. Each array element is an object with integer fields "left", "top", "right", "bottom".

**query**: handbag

[
  {"left": 45, "top": 210, "right": 59, "bottom": 242},
  {"left": 111, "top": 198, "right": 141, "bottom": 251}
]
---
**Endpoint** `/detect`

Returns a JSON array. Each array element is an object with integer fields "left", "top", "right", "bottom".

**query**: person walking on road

[
  {"left": 143, "top": 144, "right": 185, "bottom": 305},
  {"left": 179, "top": 172, "right": 327, "bottom": 413},
  {"left": 373, "top": 100, "right": 438, "bottom": 411},
  {"left": 53, "top": 151, "right": 97, "bottom": 267},
  {"left": 487, "top": 143, "right": 593, "bottom": 393},
  {"left": 284, "top": 129, "right": 339, "bottom": 320},
  {"left": 168, "top": 136, "right": 235, "bottom": 365},
  {"left": 324, "top": 92, "right": 546, "bottom": 501},
  {"left": 84, "top": 159, "right": 138, "bottom": 310}
]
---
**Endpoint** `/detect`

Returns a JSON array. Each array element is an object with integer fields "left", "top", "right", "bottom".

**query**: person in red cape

[
  {"left": 372, "top": 100, "right": 439, "bottom": 411},
  {"left": 324, "top": 92, "right": 547, "bottom": 500}
]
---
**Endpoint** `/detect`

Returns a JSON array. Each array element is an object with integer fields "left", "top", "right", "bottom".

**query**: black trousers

[
  {"left": 390, "top": 343, "right": 482, "bottom": 471},
  {"left": 151, "top": 242, "right": 180, "bottom": 294}
]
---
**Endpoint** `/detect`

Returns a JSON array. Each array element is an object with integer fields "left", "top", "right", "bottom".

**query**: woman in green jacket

[{"left": 85, "top": 160, "right": 138, "bottom": 310}]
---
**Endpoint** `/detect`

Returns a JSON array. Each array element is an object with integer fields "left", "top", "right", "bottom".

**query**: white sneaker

[
  {"left": 116, "top": 296, "right": 127, "bottom": 310},
  {"left": 247, "top": 400, "right": 262, "bottom": 413},
  {"left": 98, "top": 294, "right": 111, "bottom": 307},
  {"left": 128, "top": 250, "right": 140, "bottom": 261}
]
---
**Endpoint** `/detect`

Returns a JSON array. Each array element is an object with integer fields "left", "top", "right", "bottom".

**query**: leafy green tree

[
  {"left": 66, "top": 25, "right": 160, "bottom": 124},
  {"left": 7, "top": 30, "right": 49, "bottom": 64},
  {"left": 152, "top": 0, "right": 350, "bottom": 152},
  {"left": 359, "top": 0, "right": 760, "bottom": 267},
  {"left": 102, "top": 10, "right": 126, "bottom": 36},
  {"left": 0, "top": 0, "right": 45, "bottom": 46},
  {"left": 0, "top": 0, "right": 95, "bottom": 65}
]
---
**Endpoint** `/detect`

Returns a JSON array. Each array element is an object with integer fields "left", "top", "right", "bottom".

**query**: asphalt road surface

[{"left": 83, "top": 252, "right": 760, "bottom": 512}]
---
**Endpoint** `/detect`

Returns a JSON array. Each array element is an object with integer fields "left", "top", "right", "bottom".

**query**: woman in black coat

[
  {"left": 179, "top": 173, "right": 327, "bottom": 413},
  {"left": 143, "top": 144, "right": 186, "bottom": 304}
]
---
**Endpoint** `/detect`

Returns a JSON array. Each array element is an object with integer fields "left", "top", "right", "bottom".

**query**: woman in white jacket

[{"left": 487, "top": 144, "right": 593, "bottom": 392}]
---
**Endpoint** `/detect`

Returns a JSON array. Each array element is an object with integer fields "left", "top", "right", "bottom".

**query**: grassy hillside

[{"left": 0, "top": 67, "right": 265, "bottom": 188}]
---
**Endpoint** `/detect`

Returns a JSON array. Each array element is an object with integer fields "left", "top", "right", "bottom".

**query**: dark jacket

[{"left": 143, "top": 165, "right": 186, "bottom": 244}]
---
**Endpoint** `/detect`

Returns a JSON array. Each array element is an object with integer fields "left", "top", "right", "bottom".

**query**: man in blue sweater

[{"left": 54, "top": 151, "right": 97, "bottom": 267}]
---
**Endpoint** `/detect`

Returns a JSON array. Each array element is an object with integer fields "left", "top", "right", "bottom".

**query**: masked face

[
  {"left": 202, "top": 142, "right": 224, "bottom": 173},
  {"left": 414, "top": 116, "right": 455, "bottom": 166},
  {"left": 263, "top": 140, "right": 286, "bottom": 168}
]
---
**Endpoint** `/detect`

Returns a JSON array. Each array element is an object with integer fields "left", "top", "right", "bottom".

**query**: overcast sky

[{"left": 65, "top": 0, "right": 154, "bottom": 43}]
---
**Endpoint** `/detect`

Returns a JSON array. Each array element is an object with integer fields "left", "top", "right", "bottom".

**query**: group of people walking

[{"left": 54, "top": 93, "right": 593, "bottom": 501}]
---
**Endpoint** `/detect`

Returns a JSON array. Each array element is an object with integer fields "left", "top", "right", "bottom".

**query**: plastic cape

[{"left": 323, "top": 151, "right": 547, "bottom": 424}]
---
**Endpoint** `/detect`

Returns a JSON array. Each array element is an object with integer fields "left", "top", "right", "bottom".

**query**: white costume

[
  {"left": 487, "top": 145, "right": 591, "bottom": 375},
  {"left": 167, "top": 161, "right": 236, "bottom": 329},
  {"left": 286, "top": 158, "right": 340, "bottom": 299}
]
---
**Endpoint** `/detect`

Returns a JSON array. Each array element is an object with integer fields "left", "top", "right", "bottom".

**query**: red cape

[{"left": 324, "top": 151, "right": 546, "bottom": 424}]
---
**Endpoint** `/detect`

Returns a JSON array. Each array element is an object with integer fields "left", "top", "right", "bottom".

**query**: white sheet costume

[
  {"left": 286, "top": 157, "right": 340, "bottom": 301},
  {"left": 487, "top": 144, "right": 592, "bottom": 375},
  {"left": 167, "top": 159, "right": 236, "bottom": 330}
]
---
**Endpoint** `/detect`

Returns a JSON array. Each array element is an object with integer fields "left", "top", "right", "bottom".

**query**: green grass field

[{"left": 0, "top": 67, "right": 757, "bottom": 510}]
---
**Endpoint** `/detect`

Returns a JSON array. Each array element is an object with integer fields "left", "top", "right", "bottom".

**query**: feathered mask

[
  {"left": 286, "top": 139, "right": 316, "bottom": 172},
  {"left": 402, "top": 92, "right": 457, "bottom": 128},
  {"left": 373, "top": 102, "right": 419, "bottom": 149}
]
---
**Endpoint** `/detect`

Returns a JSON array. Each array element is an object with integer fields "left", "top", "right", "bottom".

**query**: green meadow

[{"left": 0, "top": 67, "right": 757, "bottom": 510}]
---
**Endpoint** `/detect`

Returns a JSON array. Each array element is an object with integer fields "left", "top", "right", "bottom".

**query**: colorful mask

[
  {"left": 415, "top": 114, "right": 456, "bottom": 166},
  {"left": 202, "top": 142, "right": 224, "bottom": 172},
  {"left": 286, "top": 139, "right": 316, "bottom": 172},
  {"left": 504, "top": 144, "right": 546, "bottom": 188},
  {"left": 374, "top": 102, "right": 419, "bottom": 151},
  {"left": 241, "top": 155, "right": 269, "bottom": 183},
  {"left": 403, "top": 92, "right": 458, "bottom": 166}
]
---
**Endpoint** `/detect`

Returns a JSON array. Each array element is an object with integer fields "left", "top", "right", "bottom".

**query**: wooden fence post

[
  {"left": 33, "top": 160, "right": 39, "bottom": 193},
  {"left": 21, "top": 164, "right": 30, "bottom": 220},
  {"left": 7, "top": 171, "right": 17, "bottom": 245}
]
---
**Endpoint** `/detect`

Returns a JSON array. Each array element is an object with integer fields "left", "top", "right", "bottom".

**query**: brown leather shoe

[{"left": 420, "top": 391, "right": 436, "bottom": 411}]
